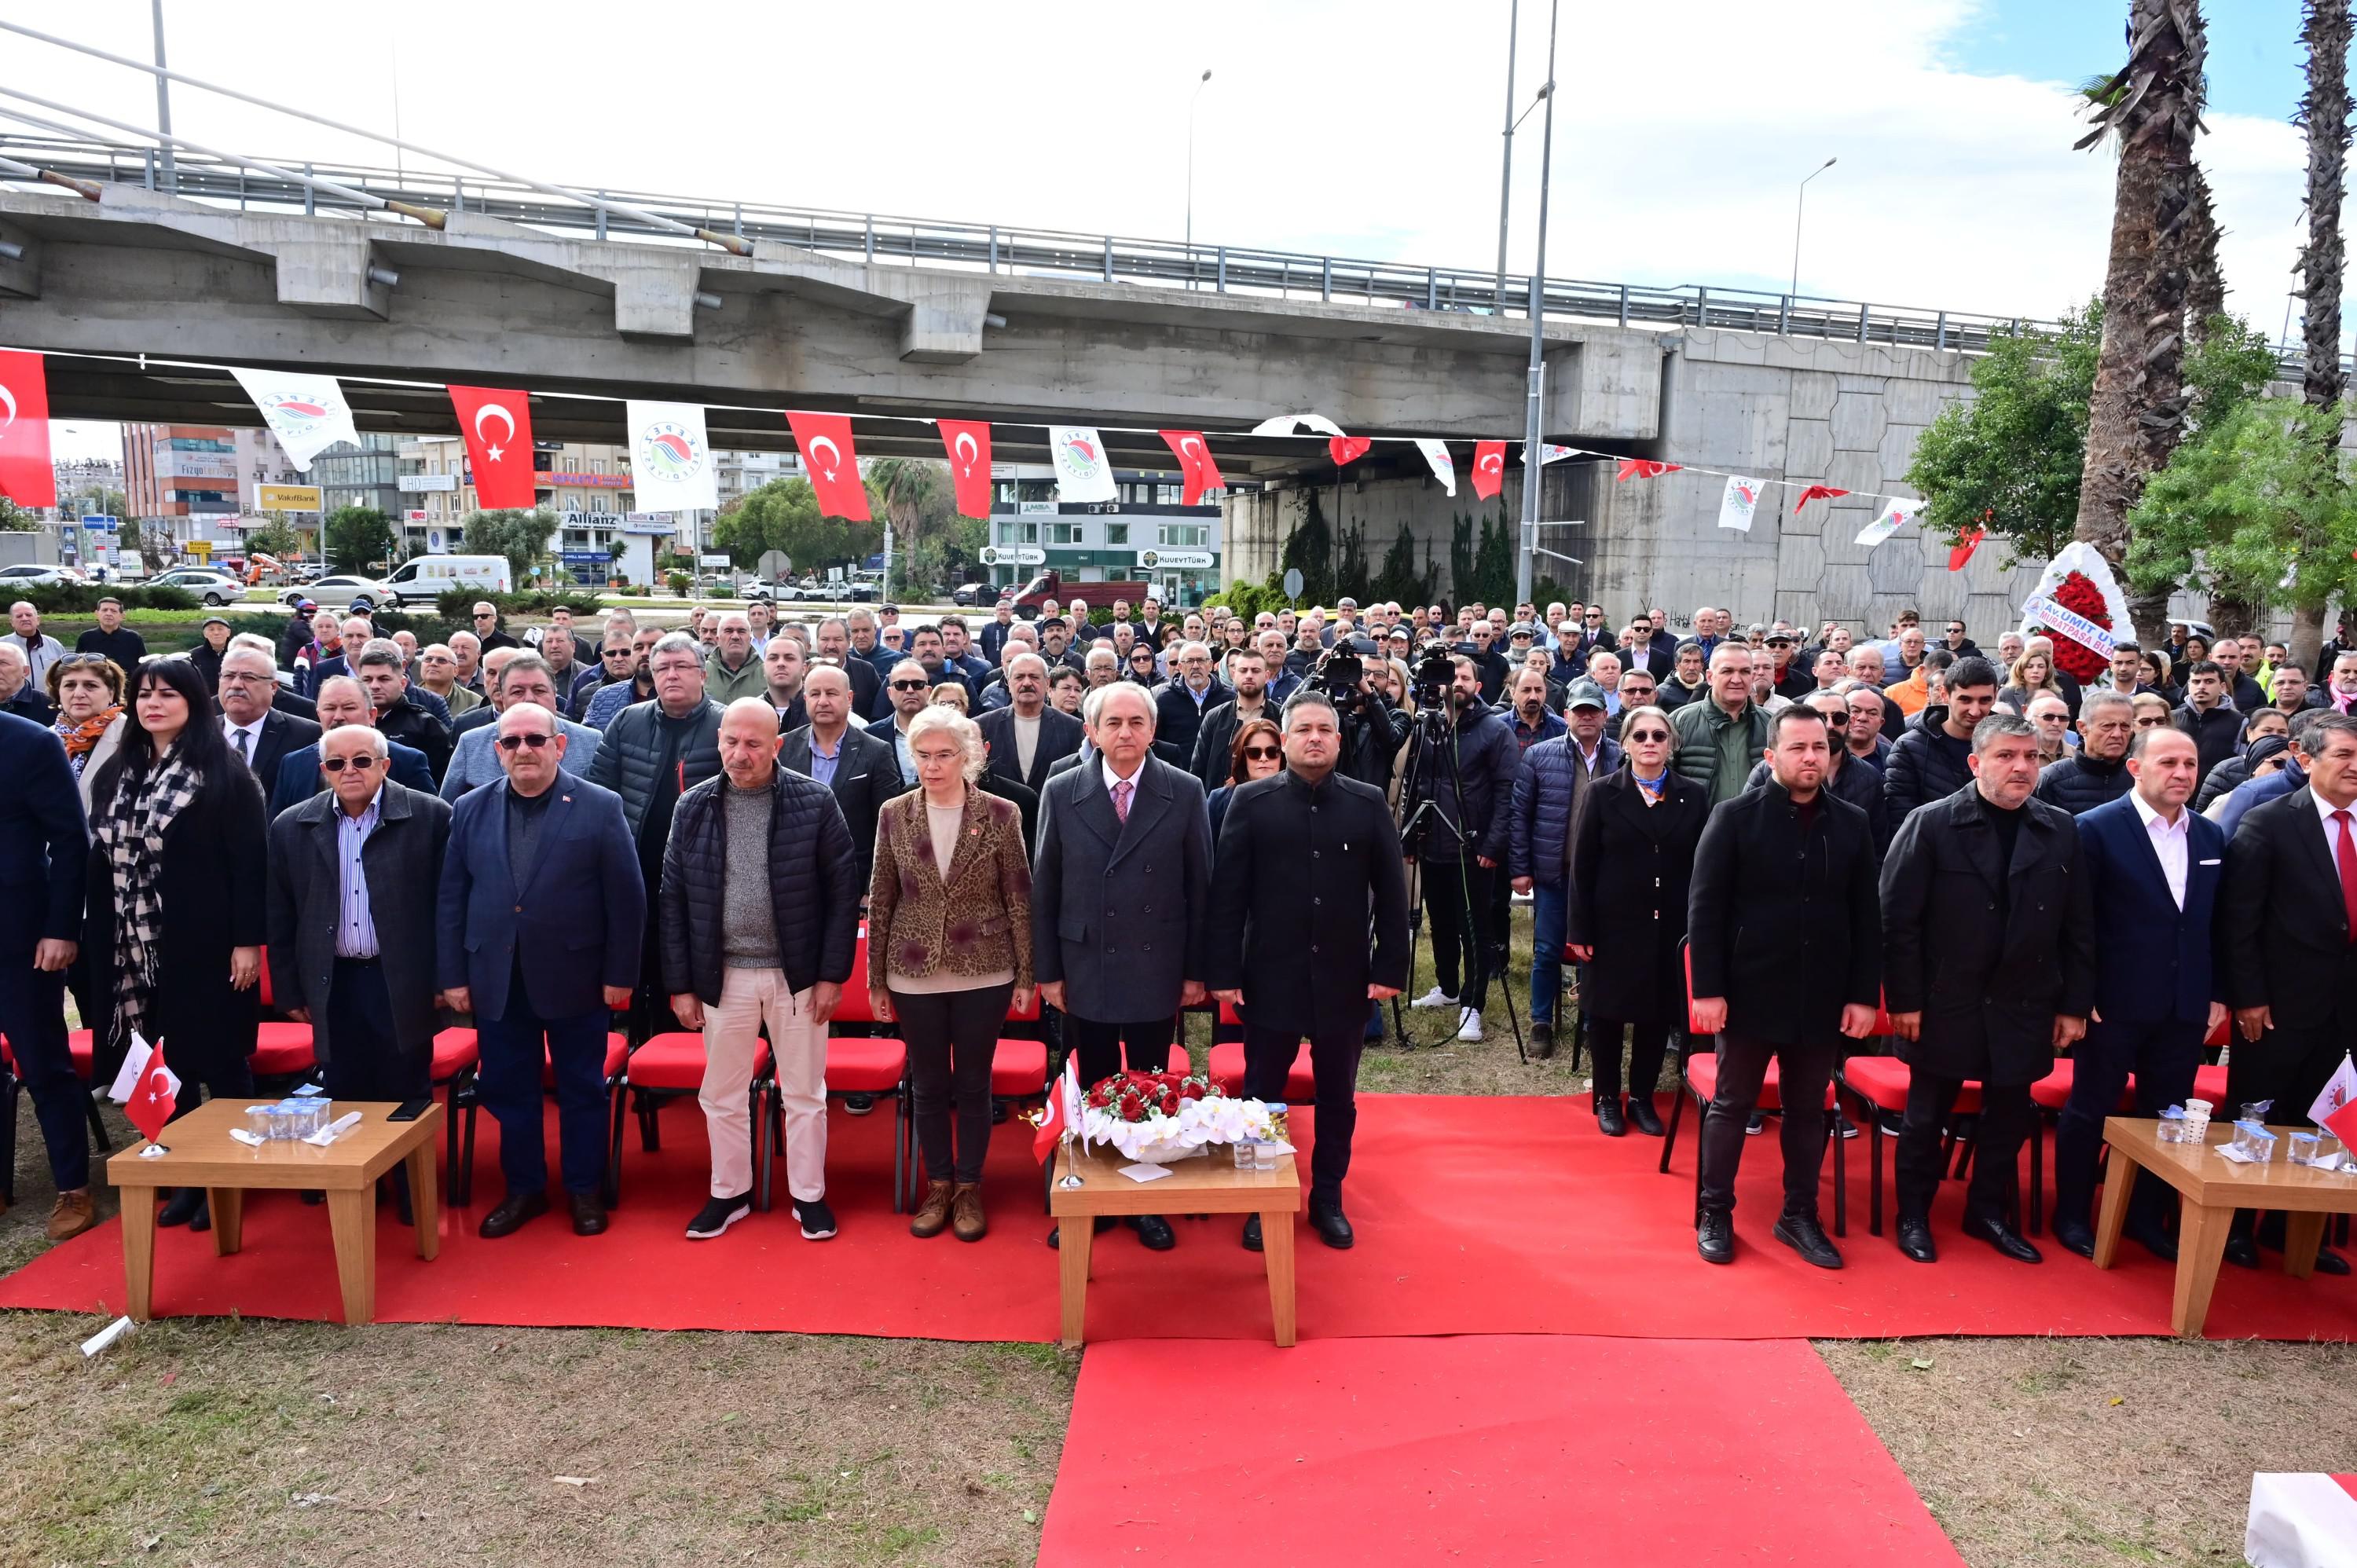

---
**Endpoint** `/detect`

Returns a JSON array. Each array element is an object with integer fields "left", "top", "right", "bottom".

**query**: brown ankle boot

[
  {"left": 911, "top": 1180, "right": 955, "bottom": 1238},
  {"left": 951, "top": 1182, "right": 987, "bottom": 1242}
]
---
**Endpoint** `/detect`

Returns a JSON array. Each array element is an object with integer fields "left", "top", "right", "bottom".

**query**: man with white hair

[
  {"left": 447, "top": 629, "right": 486, "bottom": 694},
  {"left": 660, "top": 698, "right": 860, "bottom": 1240},
  {"left": 1033, "top": 681, "right": 1211, "bottom": 1254},
  {"left": 976, "top": 650, "right": 1083, "bottom": 791},
  {"left": 310, "top": 614, "right": 379, "bottom": 692},
  {"left": 8, "top": 600, "right": 64, "bottom": 688},
  {"left": 218, "top": 643, "right": 321, "bottom": 784},
  {"left": 0, "top": 641, "right": 46, "bottom": 723},
  {"left": 703, "top": 611, "right": 766, "bottom": 704},
  {"left": 269, "top": 675, "right": 436, "bottom": 816},
  {"left": 1153, "top": 640, "right": 1228, "bottom": 768}
]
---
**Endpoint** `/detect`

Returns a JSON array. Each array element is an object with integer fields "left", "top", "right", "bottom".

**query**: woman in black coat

[
  {"left": 83, "top": 658, "right": 268, "bottom": 1232},
  {"left": 1563, "top": 705, "right": 1708, "bottom": 1137}
]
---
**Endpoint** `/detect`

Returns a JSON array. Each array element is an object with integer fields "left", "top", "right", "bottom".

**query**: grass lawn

[{"left": 5, "top": 903, "right": 2351, "bottom": 1566}]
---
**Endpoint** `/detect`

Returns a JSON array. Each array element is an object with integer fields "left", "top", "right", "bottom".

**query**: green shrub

[
  {"left": 431, "top": 588, "right": 605, "bottom": 621},
  {"left": 17, "top": 582, "right": 200, "bottom": 614},
  {"left": 665, "top": 571, "right": 691, "bottom": 595},
  {"left": 1201, "top": 573, "right": 1296, "bottom": 621}
]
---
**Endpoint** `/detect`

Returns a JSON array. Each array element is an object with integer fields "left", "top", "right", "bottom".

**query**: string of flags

[{"left": 0, "top": 349, "right": 1963, "bottom": 566}]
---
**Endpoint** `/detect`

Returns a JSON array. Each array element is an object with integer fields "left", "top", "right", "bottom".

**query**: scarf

[
  {"left": 53, "top": 706, "right": 122, "bottom": 774},
  {"left": 94, "top": 742, "right": 203, "bottom": 1053}
]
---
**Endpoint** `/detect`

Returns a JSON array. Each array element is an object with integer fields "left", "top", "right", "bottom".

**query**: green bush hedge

[
  {"left": 14, "top": 582, "right": 201, "bottom": 614},
  {"left": 1200, "top": 573, "right": 1297, "bottom": 621},
  {"left": 431, "top": 588, "right": 607, "bottom": 621}
]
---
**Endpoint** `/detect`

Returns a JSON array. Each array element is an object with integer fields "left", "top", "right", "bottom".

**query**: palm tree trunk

[
  {"left": 2293, "top": 0, "right": 2353, "bottom": 671},
  {"left": 2073, "top": 0, "right": 2207, "bottom": 645},
  {"left": 2184, "top": 164, "right": 2227, "bottom": 343}
]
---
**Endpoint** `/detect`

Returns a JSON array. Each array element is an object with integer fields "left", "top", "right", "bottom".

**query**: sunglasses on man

[
  {"left": 890, "top": 678, "right": 931, "bottom": 691},
  {"left": 497, "top": 732, "right": 557, "bottom": 751},
  {"left": 321, "top": 754, "right": 380, "bottom": 772}
]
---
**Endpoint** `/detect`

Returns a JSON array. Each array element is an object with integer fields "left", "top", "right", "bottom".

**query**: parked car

[
  {"left": 147, "top": 568, "right": 247, "bottom": 606},
  {"left": 0, "top": 562, "right": 72, "bottom": 588},
  {"left": 381, "top": 553, "right": 513, "bottom": 606},
  {"left": 283, "top": 573, "right": 394, "bottom": 611}
]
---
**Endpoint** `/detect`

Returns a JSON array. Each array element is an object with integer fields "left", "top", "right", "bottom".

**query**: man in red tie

[{"left": 2220, "top": 713, "right": 2357, "bottom": 1273}]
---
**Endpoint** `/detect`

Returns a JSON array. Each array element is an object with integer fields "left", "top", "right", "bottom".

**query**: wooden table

[
  {"left": 2094, "top": 1116, "right": 2357, "bottom": 1337},
  {"left": 109, "top": 1098, "right": 443, "bottom": 1325},
  {"left": 1050, "top": 1139, "right": 1304, "bottom": 1347}
]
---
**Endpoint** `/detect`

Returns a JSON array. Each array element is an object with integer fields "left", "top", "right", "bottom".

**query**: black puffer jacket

[
  {"left": 2033, "top": 752, "right": 2132, "bottom": 815},
  {"left": 658, "top": 768, "right": 860, "bottom": 1005},
  {"left": 587, "top": 697, "right": 724, "bottom": 839},
  {"left": 1883, "top": 705, "right": 1974, "bottom": 823},
  {"left": 1406, "top": 697, "right": 1518, "bottom": 864}
]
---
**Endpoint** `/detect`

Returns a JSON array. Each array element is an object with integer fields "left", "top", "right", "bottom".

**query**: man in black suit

[
  {"left": 2220, "top": 712, "right": 2357, "bottom": 1273},
  {"left": 1152, "top": 641, "right": 1228, "bottom": 768},
  {"left": 1032, "top": 680, "right": 1211, "bottom": 1253},
  {"left": 0, "top": 711, "right": 97, "bottom": 1240},
  {"left": 1189, "top": 647, "right": 1275, "bottom": 791},
  {"left": 1881, "top": 712, "right": 2094, "bottom": 1267},
  {"left": 779, "top": 662, "right": 902, "bottom": 894},
  {"left": 975, "top": 653, "right": 1083, "bottom": 794},
  {"left": 1208, "top": 690, "right": 1409, "bottom": 1250},
  {"left": 217, "top": 643, "right": 322, "bottom": 791},
  {"left": 1688, "top": 705, "right": 1882, "bottom": 1270}
]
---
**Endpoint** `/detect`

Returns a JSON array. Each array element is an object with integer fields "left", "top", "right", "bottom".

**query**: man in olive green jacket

[{"left": 1670, "top": 642, "right": 1770, "bottom": 808}]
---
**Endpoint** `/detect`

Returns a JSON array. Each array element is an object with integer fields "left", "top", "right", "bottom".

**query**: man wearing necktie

[{"left": 216, "top": 645, "right": 320, "bottom": 794}]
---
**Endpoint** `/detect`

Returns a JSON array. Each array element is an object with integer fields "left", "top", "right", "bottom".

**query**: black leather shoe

[
  {"left": 1773, "top": 1212, "right": 1843, "bottom": 1269},
  {"left": 1130, "top": 1214, "right": 1175, "bottom": 1251},
  {"left": 569, "top": 1192, "right": 608, "bottom": 1236},
  {"left": 478, "top": 1190, "right": 548, "bottom": 1239},
  {"left": 1531, "top": 1023, "right": 1554, "bottom": 1060},
  {"left": 1626, "top": 1095, "right": 1665, "bottom": 1138},
  {"left": 1308, "top": 1203, "right": 1354, "bottom": 1249},
  {"left": 1896, "top": 1216, "right": 1937, "bottom": 1263},
  {"left": 1241, "top": 1214, "right": 1263, "bottom": 1252},
  {"left": 2052, "top": 1218, "right": 2096, "bottom": 1259},
  {"left": 2314, "top": 1244, "right": 2352, "bottom": 1277},
  {"left": 158, "top": 1188, "right": 205, "bottom": 1229},
  {"left": 1961, "top": 1211, "right": 2043, "bottom": 1264},
  {"left": 1596, "top": 1094, "right": 1626, "bottom": 1137},
  {"left": 1697, "top": 1209, "right": 1734, "bottom": 1264},
  {"left": 2128, "top": 1227, "right": 2177, "bottom": 1263},
  {"left": 1045, "top": 1215, "right": 1118, "bottom": 1250},
  {"left": 2223, "top": 1233, "right": 2263, "bottom": 1269}
]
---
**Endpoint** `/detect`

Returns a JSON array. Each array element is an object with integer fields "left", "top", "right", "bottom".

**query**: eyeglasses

[
  {"left": 320, "top": 754, "right": 379, "bottom": 772},
  {"left": 890, "top": 679, "right": 930, "bottom": 691},
  {"left": 1242, "top": 746, "right": 1281, "bottom": 761},
  {"left": 497, "top": 733, "right": 556, "bottom": 750},
  {"left": 1820, "top": 712, "right": 1850, "bottom": 725}
]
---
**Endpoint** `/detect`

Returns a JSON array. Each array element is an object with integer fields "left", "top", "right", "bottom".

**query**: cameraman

[
  {"left": 1327, "top": 649, "right": 1409, "bottom": 796},
  {"left": 1403, "top": 651, "right": 1518, "bottom": 1043}
]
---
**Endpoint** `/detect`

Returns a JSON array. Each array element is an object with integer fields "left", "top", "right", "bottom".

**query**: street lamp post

[
  {"left": 1790, "top": 156, "right": 1837, "bottom": 300},
  {"left": 1513, "top": 0, "right": 1559, "bottom": 606},
  {"left": 150, "top": 0, "right": 174, "bottom": 191},
  {"left": 1186, "top": 69, "right": 1213, "bottom": 289},
  {"left": 1493, "top": 0, "right": 1519, "bottom": 310}
]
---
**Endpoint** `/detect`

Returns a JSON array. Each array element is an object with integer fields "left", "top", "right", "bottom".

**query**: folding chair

[
  {"left": 612, "top": 1030, "right": 767, "bottom": 1210},
  {"left": 1204, "top": 998, "right": 1315, "bottom": 1101},
  {"left": 817, "top": 972, "right": 912, "bottom": 1214},
  {"left": 251, "top": 965, "right": 318, "bottom": 1083},
  {"left": 0, "top": 1032, "right": 115, "bottom": 1208}
]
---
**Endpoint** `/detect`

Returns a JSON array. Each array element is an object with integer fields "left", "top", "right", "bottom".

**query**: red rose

[
  {"left": 2043, "top": 570, "right": 2112, "bottom": 683},
  {"left": 1179, "top": 1081, "right": 1206, "bottom": 1101}
]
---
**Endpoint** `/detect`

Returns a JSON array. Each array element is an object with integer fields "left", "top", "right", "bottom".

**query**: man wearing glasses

[
  {"left": 215, "top": 645, "right": 320, "bottom": 788},
  {"left": 471, "top": 602, "right": 520, "bottom": 653},
  {"left": 269, "top": 676, "right": 435, "bottom": 818},
  {"left": 1940, "top": 620, "right": 1983, "bottom": 660},
  {"left": 875, "top": 658, "right": 940, "bottom": 788},
  {"left": 266, "top": 724, "right": 453, "bottom": 1224},
  {"left": 441, "top": 702, "right": 644, "bottom": 1240}
]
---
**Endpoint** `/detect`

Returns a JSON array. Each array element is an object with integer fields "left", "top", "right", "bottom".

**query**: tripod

[{"left": 1391, "top": 698, "right": 1527, "bottom": 1063}]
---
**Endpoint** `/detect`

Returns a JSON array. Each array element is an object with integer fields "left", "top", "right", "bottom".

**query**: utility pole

[
  {"left": 1493, "top": 0, "right": 1519, "bottom": 310},
  {"left": 150, "top": 0, "right": 174, "bottom": 190},
  {"left": 1790, "top": 157, "right": 1836, "bottom": 299},
  {"left": 1513, "top": 0, "right": 1559, "bottom": 606},
  {"left": 1186, "top": 70, "right": 1212, "bottom": 288}
]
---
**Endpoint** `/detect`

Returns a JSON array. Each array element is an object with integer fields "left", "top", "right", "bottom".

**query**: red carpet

[
  {"left": 2, "top": 1094, "right": 2351, "bottom": 1342},
  {"left": 1039, "top": 1335, "right": 1964, "bottom": 1566}
]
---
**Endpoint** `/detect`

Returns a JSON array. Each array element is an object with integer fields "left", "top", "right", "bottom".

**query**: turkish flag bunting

[
  {"left": 0, "top": 349, "right": 57, "bottom": 507},
  {"left": 1329, "top": 435, "right": 1373, "bottom": 467},
  {"left": 1470, "top": 441, "right": 1507, "bottom": 500},
  {"left": 1615, "top": 459, "right": 1681, "bottom": 483},
  {"left": 126, "top": 1042, "right": 181, "bottom": 1146},
  {"left": 937, "top": 419, "right": 993, "bottom": 518},
  {"left": 1158, "top": 430, "right": 1226, "bottom": 506},
  {"left": 1792, "top": 484, "right": 1850, "bottom": 512},
  {"left": 446, "top": 385, "right": 539, "bottom": 510},
  {"left": 1948, "top": 526, "right": 1988, "bottom": 571},
  {"left": 786, "top": 412, "right": 872, "bottom": 522}
]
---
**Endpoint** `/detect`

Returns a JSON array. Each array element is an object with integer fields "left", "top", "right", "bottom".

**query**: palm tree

[
  {"left": 2073, "top": 0, "right": 2208, "bottom": 643},
  {"left": 2290, "top": 0, "right": 2352, "bottom": 671}
]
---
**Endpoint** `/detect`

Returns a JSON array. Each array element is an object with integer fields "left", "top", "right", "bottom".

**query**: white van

[{"left": 383, "top": 554, "right": 514, "bottom": 606}]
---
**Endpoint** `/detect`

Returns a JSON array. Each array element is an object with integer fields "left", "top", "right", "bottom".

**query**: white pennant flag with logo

[
  {"left": 626, "top": 400, "right": 718, "bottom": 512},
  {"left": 1536, "top": 443, "right": 1577, "bottom": 466},
  {"left": 1853, "top": 496, "right": 1924, "bottom": 548},
  {"left": 1048, "top": 427, "right": 1117, "bottom": 502},
  {"left": 1413, "top": 439, "right": 1457, "bottom": 496},
  {"left": 229, "top": 368, "right": 361, "bottom": 471},
  {"left": 1717, "top": 475, "right": 1763, "bottom": 533},
  {"left": 107, "top": 1031, "right": 156, "bottom": 1104}
]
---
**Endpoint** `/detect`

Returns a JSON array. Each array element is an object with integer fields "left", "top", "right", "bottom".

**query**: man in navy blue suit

[
  {"left": 438, "top": 702, "right": 644, "bottom": 1240},
  {"left": 0, "top": 713, "right": 97, "bottom": 1239},
  {"left": 271, "top": 676, "right": 434, "bottom": 817},
  {"left": 2051, "top": 726, "right": 2227, "bottom": 1261}
]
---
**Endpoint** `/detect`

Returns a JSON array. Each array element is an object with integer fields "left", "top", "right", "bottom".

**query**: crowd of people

[{"left": 0, "top": 588, "right": 2352, "bottom": 1282}]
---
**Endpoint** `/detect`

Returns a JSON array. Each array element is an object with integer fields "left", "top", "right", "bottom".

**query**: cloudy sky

[{"left": 9, "top": 0, "right": 2325, "bottom": 461}]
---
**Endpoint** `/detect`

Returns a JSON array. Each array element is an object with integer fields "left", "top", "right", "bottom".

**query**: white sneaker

[
  {"left": 1455, "top": 1008, "right": 1484, "bottom": 1043},
  {"left": 1410, "top": 987, "right": 1457, "bottom": 1009}
]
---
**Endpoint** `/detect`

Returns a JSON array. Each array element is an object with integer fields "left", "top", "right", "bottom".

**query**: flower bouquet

[{"left": 1078, "top": 1070, "right": 1292, "bottom": 1163}]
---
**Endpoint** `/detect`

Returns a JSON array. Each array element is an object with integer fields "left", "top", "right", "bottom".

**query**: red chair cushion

[
  {"left": 431, "top": 1028, "right": 479, "bottom": 1082},
  {"left": 1839, "top": 1054, "right": 1981, "bottom": 1116},
  {"left": 2204, "top": 1013, "right": 2231, "bottom": 1050},
  {"left": 1205, "top": 1040, "right": 1314, "bottom": 1101},
  {"left": 2027, "top": 1059, "right": 2140, "bottom": 1113},
  {"left": 541, "top": 1033, "right": 629, "bottom": 1087},
  {"left": 825, "top": 1037, "right": 907, "bottom": 1094},
  {"left": 2193, "top": 1064, "right": 2228, "bottom": 1104},
  {"left": 625, "top": 1031, "right": 742, "bottom": 1094},
  {"left": 68, "top": 1029, "right": 93, "bottom": 1079},
  {"left": 250, "top": 1023, "right": 317, "bottom": 1076},
  {"left": 1684, "top": 1052, "right": 1838, "bottom": 1112},
  {"left": 990, "top": 1039, "right": 1049, "bottom": 1097}
]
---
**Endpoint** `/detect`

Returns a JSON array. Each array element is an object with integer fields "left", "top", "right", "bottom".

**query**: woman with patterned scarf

[
  {"left": 82, "top": 658, "right": 268, "bottom": 1233},
  {"left": 46, "top": 653, "right": 126, "bottom": 813}
]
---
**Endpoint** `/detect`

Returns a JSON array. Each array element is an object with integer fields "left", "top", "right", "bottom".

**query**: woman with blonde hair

[
  {"left": 866, "top": 705, "right": 1033, "bottom": 1243},
  {"left": 1999, "top": 647, "right": 2067, "bottom": 716}
]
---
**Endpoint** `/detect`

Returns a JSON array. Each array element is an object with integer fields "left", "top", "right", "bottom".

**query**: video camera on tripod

[
  {"left": 1305, "top": 644, "right": 1367, "bottom": 712},
  {"left": 1408, "top": 640, "right": 1457, "bottom": 709}
]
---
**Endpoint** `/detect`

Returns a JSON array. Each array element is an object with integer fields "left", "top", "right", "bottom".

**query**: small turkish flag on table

[{"left": 127, "top": 1042, "right": 182, "bottom": 1145}]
